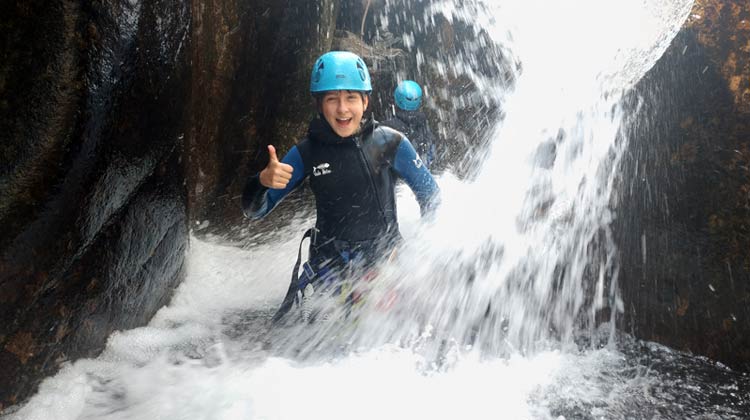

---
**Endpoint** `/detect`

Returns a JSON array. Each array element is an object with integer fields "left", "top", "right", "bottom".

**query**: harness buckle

[{"left": 302, "top": 261, "right": 316, "bottom": 280}]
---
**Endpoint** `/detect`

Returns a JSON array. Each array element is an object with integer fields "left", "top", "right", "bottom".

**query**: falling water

[
  {"left": 272, "top": 0, "right": 697, "bottom": 358},
  {"left": 5, "top": 1, "right": 750, "bottom": 419}
]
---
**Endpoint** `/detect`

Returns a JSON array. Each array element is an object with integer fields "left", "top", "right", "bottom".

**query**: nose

[{"left": 335, "top": 97, "right": 348, "bottom": 113}]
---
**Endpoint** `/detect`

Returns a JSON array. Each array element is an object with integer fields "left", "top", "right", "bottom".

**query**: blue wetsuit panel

[{"left": 393, "top": 138, "right": 439, "bottom": 212}]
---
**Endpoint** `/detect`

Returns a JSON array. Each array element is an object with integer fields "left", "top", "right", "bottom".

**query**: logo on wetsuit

[
  {"left": 313, "top": 163, "right": 332, "bottom": 177},
  {"left": 412, "top": 156, "right": 424, "bottom": 168}
]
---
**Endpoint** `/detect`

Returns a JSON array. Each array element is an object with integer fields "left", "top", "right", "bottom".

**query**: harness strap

[
  {"left": 272, "top": 229, "right": 397, "bottom": 323},
  {"left": 272, "top": 228, "right": 314, "bottom": 323}
]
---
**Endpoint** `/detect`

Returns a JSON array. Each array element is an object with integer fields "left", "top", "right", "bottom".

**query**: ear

[{"left": 363, "top": 95, "right": 370, "bottom": 110}]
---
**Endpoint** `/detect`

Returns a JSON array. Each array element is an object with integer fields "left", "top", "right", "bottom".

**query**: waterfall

[{"left": 273, "top": 0, "right": 695, "bottom": 361}]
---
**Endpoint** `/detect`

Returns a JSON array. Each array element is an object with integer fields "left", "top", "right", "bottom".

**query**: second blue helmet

[
  {"left": 394, "top": 80, "right": 423, "bottom": 111},
  {"left": 310, "top": 51, "right": 372, "bottom": 94}
]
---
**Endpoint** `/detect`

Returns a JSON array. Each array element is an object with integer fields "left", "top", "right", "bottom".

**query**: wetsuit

[
  {"left": 381, "top": 109, "right": 437, "bottom": 169},
  {"left": 242, "top": 116, "right": 439, "bottom": 320}
]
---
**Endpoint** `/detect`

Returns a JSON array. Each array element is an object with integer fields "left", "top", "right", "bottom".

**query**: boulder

[
  {"left": 616, "top": 0, "right": 750, "bottom": 371},
  {"left": 0, "top": 0, "right": 189, "bottom": 407}
]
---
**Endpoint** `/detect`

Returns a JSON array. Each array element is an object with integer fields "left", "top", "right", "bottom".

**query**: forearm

[
  {"left": 242, "top": 174, "right": 272, "bottom": 220},
  {"left": 417, "top": 184, "right": 440, "bottom": 217},
  {"left": 393, "top": 138, "right": 440, "bottom": 216}
]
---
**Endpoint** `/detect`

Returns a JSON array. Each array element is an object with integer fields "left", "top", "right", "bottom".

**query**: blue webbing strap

[{"left": 272, "top": 228, "right": 314, "bottom": 323}]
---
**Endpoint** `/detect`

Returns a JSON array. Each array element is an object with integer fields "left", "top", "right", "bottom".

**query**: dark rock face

[
  {"left": 188, "top": 0, "right": 341, "bottom": 234},
  {"left": 364, "top": 0, "right": 517, "bottom": 177},
  {"left": 1, "top": 0, "right": 342, "bottom": 405},
  {"left": 0, "top": 0, "right": 190, "bottom": 408},
  {"left": 616, "top": 0, "right": 750, "bottom": 372}
]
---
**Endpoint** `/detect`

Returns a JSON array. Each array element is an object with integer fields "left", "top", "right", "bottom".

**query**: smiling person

[{"left": 242, "top": 51, "right": 440, "bottom": 322}]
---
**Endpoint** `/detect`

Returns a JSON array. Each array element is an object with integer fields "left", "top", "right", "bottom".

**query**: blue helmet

[
  {"left": 394, "top": 80, "right": 423, "bottom": 111},
  {"left": 310, "top": 51, "right": 372, "bottom": 94}
]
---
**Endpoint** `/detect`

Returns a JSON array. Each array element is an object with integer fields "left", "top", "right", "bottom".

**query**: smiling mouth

[{"left": 335, "top": 117, "right": 352, "bottom": 125}]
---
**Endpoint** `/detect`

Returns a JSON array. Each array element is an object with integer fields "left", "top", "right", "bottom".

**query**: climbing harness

[{"left": 271, "top": 227, "right": 395, "bottom": 323}]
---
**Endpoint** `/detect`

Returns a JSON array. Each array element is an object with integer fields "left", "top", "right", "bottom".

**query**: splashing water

[
  {"left": 8, "top": 1, "right": 750, "bottom": 420},
  {"left": 342, "top": 0, "right": 696, "bottom": 356}
]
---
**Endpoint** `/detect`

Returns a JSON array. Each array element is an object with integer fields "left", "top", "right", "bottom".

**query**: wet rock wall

[
  {"left": 0, "top": 0, "right": 190, "bottom": 408},
  {"left": 616, "top": 0, "right": 750, "bottom": 371},
  {"left": 188, "top": 0, "right": 341, "bottom": 233},
  {"left": 1, "top": 0, "right": 343, "bottom": 407}
]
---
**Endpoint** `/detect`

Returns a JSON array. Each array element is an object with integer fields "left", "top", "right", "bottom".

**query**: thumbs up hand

[{"left": 259, "top": 145, "right": 294, "bottom": 189}]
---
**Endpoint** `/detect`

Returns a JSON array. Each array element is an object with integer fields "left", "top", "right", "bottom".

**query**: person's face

[{"left": 320, "top": 90, "right": 369, "bottom": 137}]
